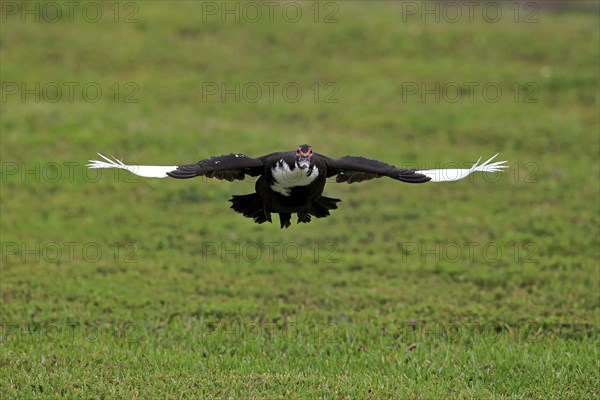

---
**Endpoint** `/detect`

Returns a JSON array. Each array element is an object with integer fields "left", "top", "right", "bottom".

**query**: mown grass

[{"left": 1, "top": 1, "right": 599, "bottom": 398}]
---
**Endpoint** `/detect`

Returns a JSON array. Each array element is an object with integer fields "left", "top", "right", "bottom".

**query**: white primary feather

[
  {"left": 416, "top": 154, "right": 508, "bottom": 182},
  {"left": 87, "top": 153, "right": 178, "bottom": 178}
]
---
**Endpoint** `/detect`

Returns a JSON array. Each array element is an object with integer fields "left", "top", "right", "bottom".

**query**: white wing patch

[
  {"left": 416, "top": 154, "right": 508, "bottom": 182},
  {"left": 271, "top": 160, "right": 319, "bottom": 196},
  {"left": 87, "top": 153, "right": 178, "bottom": 178}
]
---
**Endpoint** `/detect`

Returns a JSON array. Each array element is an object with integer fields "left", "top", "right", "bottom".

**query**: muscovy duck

[{"left": 88, "top": 145, "right": 507, "bottom": 228}]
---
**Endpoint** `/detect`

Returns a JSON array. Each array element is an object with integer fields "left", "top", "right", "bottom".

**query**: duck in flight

[{"left": 88, "top": 145, "right": 507, "bottom": 228}]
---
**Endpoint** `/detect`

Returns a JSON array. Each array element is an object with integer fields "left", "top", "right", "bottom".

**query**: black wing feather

[
  {"left": 325, "top": 155, "right": 430, "bottom": 184},
  {"left": 167, "top": 154, "right": 265, "bottom": 181}
]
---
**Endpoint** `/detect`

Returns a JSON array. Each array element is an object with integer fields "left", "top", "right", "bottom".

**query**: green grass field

[{"left": 1, "top": 1, "right": 599, "bottom": 398}]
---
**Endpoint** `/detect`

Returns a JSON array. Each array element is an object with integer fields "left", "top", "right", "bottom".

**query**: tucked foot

[
  {"left": 279, "top": 213, "right": 292, "bottom": 229},
  {"left": 297, "top": 211, "right": 312, "bottom": 224}
]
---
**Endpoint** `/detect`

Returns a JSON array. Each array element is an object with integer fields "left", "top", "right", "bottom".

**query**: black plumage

[
  {"left": 88, "top": 145, "right": 507, "bottom": 228},
  {"left": 166, "top": 144, "right": 430, "bottom": 228}
]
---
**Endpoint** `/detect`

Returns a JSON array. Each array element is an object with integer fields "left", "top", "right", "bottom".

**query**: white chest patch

[{"left": 270, "top": 160, "right": 319, "bottom": 196}]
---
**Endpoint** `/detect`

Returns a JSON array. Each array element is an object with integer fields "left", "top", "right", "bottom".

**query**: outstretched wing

[
  {"left": 325, "top": 155, "right": 431, "bottom": 183},
  {"left": 324, "top": 154, "right": 508, "bottom": 184},
  {"left": 87, "top": 153, "right": 265, "bottom": 181},
  {"left": 167, "top": 153, "right": 264, "bottom": 181},
  {"left": 415, "top": 154, "right": 508, "bottom": 182},
  {"left": 87, "top": 154, "right": 178, "bottom": 178}
]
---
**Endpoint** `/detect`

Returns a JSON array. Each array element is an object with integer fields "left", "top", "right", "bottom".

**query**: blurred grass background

[{"left": 1, "top": 1, "right": 599, "bottom": 398}]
